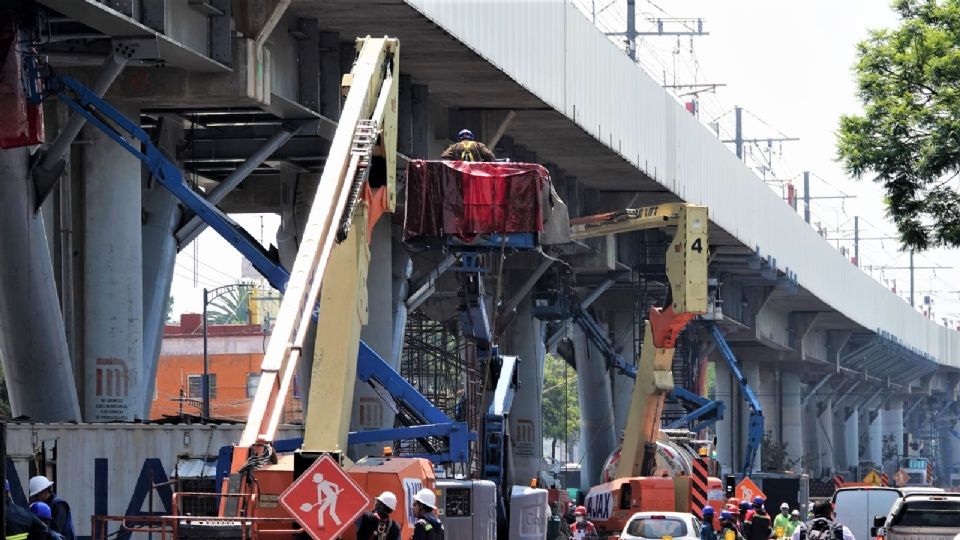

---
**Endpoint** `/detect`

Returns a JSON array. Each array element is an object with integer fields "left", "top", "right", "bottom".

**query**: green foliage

[
  {"left": 208, "top": 284, "right": 252, "bottom": 324},
  {"left": 883, "top": 433, "right": 900, "bottom": 463},
  {"left": 837, "top": 0, "right": 960, "bottom": 250},
  {"left": 165, "top": 294, "right": 175, "bottom": 323},
  {"left": 761, "top": 430, "right": 798, "bottom": 472},
  {"left": 542, "top": 354, "right": 580, "bottom": 446}
]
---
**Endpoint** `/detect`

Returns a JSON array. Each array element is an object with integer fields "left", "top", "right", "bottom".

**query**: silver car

[{"left": 621, "top": 512, "right": 702, "bottom": 540}]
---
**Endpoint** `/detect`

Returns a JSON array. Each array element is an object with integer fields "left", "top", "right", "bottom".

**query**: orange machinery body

[
  {"left": 548, "top": 487, "right": 572, "bottom": 515},
  {"left": 343, "top": 457, "right": 436, "bottom": 540},
  {"left": 587, "top": 476, "right": 725, "bottom": 535},
  {"left": 219, "top": 453, "right": 434, "bottom": 540}
]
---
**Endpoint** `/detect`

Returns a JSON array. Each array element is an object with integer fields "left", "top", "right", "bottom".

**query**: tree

[
  {"left": 207, "top": 284, "right": 253, "bottom": 324},
  {"left": 760, "top": 430, "right": 798, "bottom": 472},
  {"left": 542, "top": 354, "right": 580, "bottom": 461},
  {"left": 165, "top": 294, "right": 175, "bottom": 323},
  {"left": 837, "top": 0, "right": 960, "bottom": 251}
]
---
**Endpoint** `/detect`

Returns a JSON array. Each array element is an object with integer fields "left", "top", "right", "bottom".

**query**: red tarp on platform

[{"left": 404, "top": 160, "right": 549, "bottom": 242}]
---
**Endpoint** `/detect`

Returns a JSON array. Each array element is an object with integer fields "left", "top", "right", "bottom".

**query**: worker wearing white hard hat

[
  {"left": 28, "top": 476, "right": 75, "bottom": 540},
  {"left": 356, "top": 491, "right": 400, "bottom": 540},
  {"left": 412, "top": 488, "right": 444, "bottom": 540}
]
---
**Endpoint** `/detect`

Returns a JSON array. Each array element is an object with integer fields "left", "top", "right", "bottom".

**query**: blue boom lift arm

[
  {"left": 707, "top": 322, "right": 763, "bottom": 477},
  {"left": 665, "top": 386, "right": 726, "bottom": 432}
]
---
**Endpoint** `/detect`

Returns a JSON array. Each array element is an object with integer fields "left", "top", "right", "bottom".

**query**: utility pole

[
  {"left": 626, "top": 0, "right": 637, "bottom": 61},
  {"left": 202, "top": 287, "right": 210, "bottom": 420},
  {"left": 603, "top": 5, "right": 707, "bottom": 63},
  {"left": 854, "top": 216, "right": 859, "bottom": 267},
  {"left": 735, "top": 106, "right": 743, "bottom": 160},
  {"left": 803, "top": 171, "right": 810, "bottom": 224},
  {"left": 910, "top": 249, "right": 915, "bottom": 307}
]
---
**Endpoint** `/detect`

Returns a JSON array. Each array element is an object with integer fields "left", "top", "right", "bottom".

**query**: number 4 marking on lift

[{"left": 691, "top": 238, "right": 703, "bottom": 253}]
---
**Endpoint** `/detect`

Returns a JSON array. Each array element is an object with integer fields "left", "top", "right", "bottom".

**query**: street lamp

[{"left": 201, "top": 283, "right": 254, "bottom": 420}]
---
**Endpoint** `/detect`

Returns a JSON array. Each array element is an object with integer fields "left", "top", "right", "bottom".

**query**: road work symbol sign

[
  {"left": 863, "top": 470, "right": 882, "bottom": 486},
  {"left": 735, "top": 477, "right": 765, "bottom": 502},
  {"left": 279, "top": 454, "right": 372, "bottom": 540}
]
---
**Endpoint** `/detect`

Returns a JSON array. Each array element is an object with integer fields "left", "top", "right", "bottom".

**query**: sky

[
  {"left": 571, "top": 0, "right": 960, "bottom": 326},
  {"left": 172, "top": 0, "right": 960, "bottom": 327}
]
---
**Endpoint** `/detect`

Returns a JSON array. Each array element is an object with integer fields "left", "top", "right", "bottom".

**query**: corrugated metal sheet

[
  {"left": 6, "top": 423, "right": 303, "bottom": 537},
  {"left": 405, "top": 0, "right": 960, "bottom": 367}
]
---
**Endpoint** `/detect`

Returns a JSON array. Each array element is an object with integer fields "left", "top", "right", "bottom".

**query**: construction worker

[
  {"left": 786, "top": 510, "right": 801, "bottom": 538},
  {"left": 790, "top": 501, "right": 854, "bottom": 540},
  {"left": 356, "top": 491, "right": 401, "bottom": 540},
  {"left": 700, "top": 506, "right": 717, "bottom": 540},
  {"left": 440, "top": 129, "right": 497, "bottom": 162},
  {"left": 412, "top": 488, "right": 444, "bottom": 540},
  {"left": 568, "top": 506, "right": 598, "bottom": 540},
  {"left": 28, "top": 503, "right": 63, "bottom": 540},
  {"left": 743, "top": 497, "right": 771, "bottom": 540},
  {"left": 737, "top": 500, "right": 751, "bottom": 533},
  {"left": 719, "top": 510, "right": 745, "bottom": 540},
  {"left": 5, "top": 480, "right": 48, "bottom": 540},
  {"left": 28, "top": 477, "right": 74, "bottom": 540},
  {"left": 773, "top": 503, "right": 792, "bottom": 538}
]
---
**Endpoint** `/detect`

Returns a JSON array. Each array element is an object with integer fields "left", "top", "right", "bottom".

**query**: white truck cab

[{"left": 872, "top": 493, "right": 960, "bottom": 540}]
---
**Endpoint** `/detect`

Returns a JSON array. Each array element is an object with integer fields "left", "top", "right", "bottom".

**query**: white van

[{"left": 832, "top": 487, "right": 944, "bottom": 540}]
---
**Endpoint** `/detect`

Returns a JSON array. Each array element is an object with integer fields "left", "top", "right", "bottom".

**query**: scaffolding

[{"left": 399, "top": 310, "right": 482, "bottom": 472}]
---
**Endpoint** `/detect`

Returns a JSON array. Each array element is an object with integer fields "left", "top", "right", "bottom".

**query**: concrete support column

[
  {"left": 573, "top": 324, "right": 616, "bottom": 490},
  {"left": 140, "top": 117, "right": 183, "bottom": 419},
  {"left": 411, "top": 84, "right": 429, "bottom": 159},
  {"left": 818, "top": 399, "right": 835, "bottom": 475},
  {"left": 947, "top": 423, "right": 960, "bottom": 486},
  {"left": 506, "top": 297, "right": 546, "bottom": 486},
  {"left": 802, "top": 397, "right": 820, "bottom": 475},
  {"left": 713, "top": 352, "right": 736, "bottom": 475},
  {"left": 781, "top": 371, "right": 803, "bottom": 468},
  {"left": 82, "top": 103, "right": 144, "bottom": 421},
  {"left": 868, "top": 411, "right": 883, "bottom": 465},
  {"left": 758, "top": 363, "right": 778, "bottom": 442},
  {"left": 881, "top": 398, "right": 904, "bottom": 474},
  {"left": 350, "top": 218, "right": 394, "bottom": 459},
  {"left": 843, "top": 408, "right": 859, "bottom": 475},
  {"left": 0, "top": 148, "right": 81, "bottom": 421},
  {"left": 610, "top": 310, "right": 635, "bottom": 437}
]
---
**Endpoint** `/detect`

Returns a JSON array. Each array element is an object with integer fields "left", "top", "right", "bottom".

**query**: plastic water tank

[{"left": 509, "top": 485, "right": 549, "bottom": 540}]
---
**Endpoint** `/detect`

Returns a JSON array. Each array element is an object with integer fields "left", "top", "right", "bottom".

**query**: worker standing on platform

[
  {"left": 568, "top": 506, "right": 598, "bottom": 540},
  {"left": 28, "top": 477, "right": 74, "bottom": 540},
  {"left": 773, "top": 503, "right": 792, "bottom": 538},
  {"left": 440, "top": 129, "right": 497, "bottom": 162},
  {"left": 719, "top": 510, "right": 745, "bottom": 540},
  {"left": 356, "top": 491, "right": 401, "bottom": 540},
  {"left": 412, "top": 488, "right": 445, "bottom": 540},
  {"left": 744, "top": 497, "right": 771, "bottom": 540},
  {"left": 701, "top": 506, "right": 717, "bottom": 540}
]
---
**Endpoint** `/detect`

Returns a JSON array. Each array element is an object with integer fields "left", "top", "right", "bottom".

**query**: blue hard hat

[
  {"left": 457, "top": 129, "right": 475, "bottom": 141},
  {"left": 739, "top": 500, "right": 750, "bottom": 510},
  {"left": 30, "top": 502, "right": 52, "bottom": 520},
  {"left": 720, "top": 510, "right": 733, "bottom": 520},
  {"left": 753, "top": 496, "right": 765, "bottom": 506},
  {"left": 703, "top": 505, "right": 715, "bottom": 515}
]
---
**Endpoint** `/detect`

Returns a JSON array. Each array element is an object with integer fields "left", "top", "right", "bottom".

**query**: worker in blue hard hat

[
  {"left": 719, "top": 510, "right": 745, "bottom": 540},
  {"left": 5, "top": 478, "right": 49, "bottom": 540},
  {"left": 743, "top": 496, "right": 772, "bottom": 540},
  {"left": 737, "top": 500, "right": 751, "bottom": 533},
  {"left": 440, "top": 129, "right": 497, "bottom": 162},
  {"left": 701, "top": 506, "right": 717, "bottom": 540},
  {"left": 29, "top": 503, "right": 63, "bottom": 540},
  {"left": 29, "top": 476, "right": 74, "bottom": 540}
]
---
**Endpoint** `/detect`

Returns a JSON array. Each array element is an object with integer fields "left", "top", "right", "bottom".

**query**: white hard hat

[
  {"left": 28, "top": 476, "right": 54, "bottom": 497},
  {"left": 413, "top": 487, "right": 437, "bottom": 509},
  {"left": 376, "top": 491, "right": 397, "bottom": 511},
  {"left": 780, "top": 503, "right": 790, "bottom": 510}
]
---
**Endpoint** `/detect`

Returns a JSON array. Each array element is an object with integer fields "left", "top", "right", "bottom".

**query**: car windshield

[
  {"left": 890, "top": 500, "right": 960, "bottom": 528},
  {"left": 626, "top": 517, "right": 689, "bottom": 538}
]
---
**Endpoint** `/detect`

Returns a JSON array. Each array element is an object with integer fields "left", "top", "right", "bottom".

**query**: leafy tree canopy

[{"left": 838, "top": 0, "right": 960, "bottom": 250}]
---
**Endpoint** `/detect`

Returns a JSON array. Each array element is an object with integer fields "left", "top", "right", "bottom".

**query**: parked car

[
  {"left": 873, "top": 493, "right": 960, "bottom": 540},
  {"left": 620, "top": 512, "right": 701, "bottom": 540},
  {"left": 833, "top": 486, "right": 944, "bottom": 540}
]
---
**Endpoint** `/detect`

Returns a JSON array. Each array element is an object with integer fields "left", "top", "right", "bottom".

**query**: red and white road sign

[{"left": 279, "top": 454, "right": 372, "bottom": 540}]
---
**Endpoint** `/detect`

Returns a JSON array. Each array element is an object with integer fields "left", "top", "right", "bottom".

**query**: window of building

[
  {"left": 187, "top": 374, "right": 217, "bottom": 400},
  {"left": 246, "top": 373, "right": 262, "bottom": 399}
]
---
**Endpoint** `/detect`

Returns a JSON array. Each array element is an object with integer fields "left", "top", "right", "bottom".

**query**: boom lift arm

[{"left": 707, "top": 322, "right": 763, "bottom": 476}]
